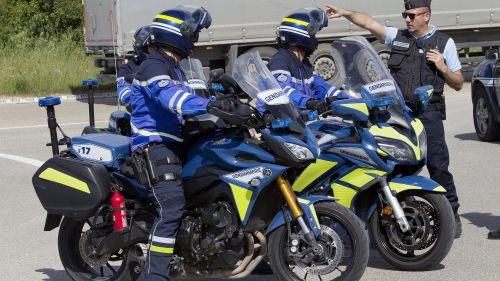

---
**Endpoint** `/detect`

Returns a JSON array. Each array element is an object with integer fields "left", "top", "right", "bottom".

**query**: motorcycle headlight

[
  {"left": 418, "top": 130, "right": 427, "bottom": 159},
  {"left": 376, "top": 138, "right": 415, "bottom": 162},
  {"left": 284, "top": 142, "right": 314, "bottom": 161}
]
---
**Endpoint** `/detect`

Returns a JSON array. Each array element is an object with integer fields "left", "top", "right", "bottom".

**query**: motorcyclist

[
  {"left": 266, "top": 7, "right": 352, "bottom": 114},
  {"left": 116, "top": 26, "right": 155, "bottom": 108},
  {"left": 129, "top": 6, "right": 230, "bottom": 281}
]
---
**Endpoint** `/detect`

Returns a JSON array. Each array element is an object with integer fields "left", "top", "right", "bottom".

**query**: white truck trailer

[{"left": 83, "top": 0, "right": 500, "bottom": 83}]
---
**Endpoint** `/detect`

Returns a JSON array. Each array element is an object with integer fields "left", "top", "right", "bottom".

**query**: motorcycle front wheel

[
  {"left": 268, "top": 202, "right": 369, "bottom": 281},
  {"left": 370, "top": 192, "right": 454, "bottom": 271},
  {"left": 58, "top": 217, "right": 145, "bottom": 281}
]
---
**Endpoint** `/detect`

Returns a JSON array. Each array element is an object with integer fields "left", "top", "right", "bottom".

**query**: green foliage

[
  {"left": 0, "top": 0, "right": 83, "bottom": 48},
  {"left": 0, "top": 0, "right": 108, "bottom": 96}
]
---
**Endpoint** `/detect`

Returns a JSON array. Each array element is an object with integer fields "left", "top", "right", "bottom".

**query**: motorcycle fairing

[
  {"left": 291, "top": 154, "right": 343, "bottom": 192},
  {"left": 266, "top": 195, "right": 336, "bottom": 237},
  {"left": 219, "top": 164, "right": 287, "bottom": 224},
  {"left": 388, "top": 175, "right": 446, "bottom": 194}
]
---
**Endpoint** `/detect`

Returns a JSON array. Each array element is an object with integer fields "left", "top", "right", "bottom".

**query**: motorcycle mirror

[
  {"left": 208, "top": 68, "right": 224, "bottom": 83},
  {"left": 220, "top": 74, "right": 239, "bottom": 93},
  {"left": 414, "top": 85, "right": 433, "bottom": 113}
]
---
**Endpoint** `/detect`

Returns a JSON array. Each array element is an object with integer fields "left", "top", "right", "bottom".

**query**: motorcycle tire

[
  {"left": 58, "top": 217, "right": 144, "bottom": 281},
  {"left": 268, "top": 202, "right": 369, "bottom": 281},
  {"left": 370, "top": 193, "right": 454, "bottom": 271}
]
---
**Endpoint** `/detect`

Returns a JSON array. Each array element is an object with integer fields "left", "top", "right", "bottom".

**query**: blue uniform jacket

[
  {"left": 116, "top": 58, "right": 141, "bottom": 106},
  {"left": 130, "top": 50, "right": 210, "bottom": 151},
  {"left": 262, "top": 48, "right": 349, "bottom": 113}
]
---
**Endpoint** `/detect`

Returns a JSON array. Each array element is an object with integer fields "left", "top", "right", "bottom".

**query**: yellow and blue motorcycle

[
  {"left": 32, "top": 51, "right": 369, "bottom": 281},
  {"left": 295, "top": 37, "right": 455, "bottom": 270}
]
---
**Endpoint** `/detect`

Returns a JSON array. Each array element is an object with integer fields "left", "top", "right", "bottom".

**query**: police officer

[
  {"left": 117, "top": 26, "right": 155, "bottom": 108},
  {"left": 326, "top": 0, "right": 464, "bottom": 238},
  {"left": 130, "top": 6, "right": 228, "bottom": 280},
  {"left": 266, "top": 7, "right": 351, "bottom": 114}
]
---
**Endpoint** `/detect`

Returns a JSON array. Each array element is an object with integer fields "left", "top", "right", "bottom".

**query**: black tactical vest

[{"left": 387, "top": 29, "right": 449, "bottom": 104}]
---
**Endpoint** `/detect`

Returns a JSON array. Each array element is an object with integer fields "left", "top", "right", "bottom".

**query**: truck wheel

[
  {"left": 371, "top": 41, "right": 391, "bottom": 68},
  {"left": 310, "top": 43, "right": 344, "bottom": 86},
  {"left": 353, "top": 49, "right": 385, "bottom": 84},
  {"left": 473, "top": 85, "right": 500, "bottom": 141},
  {"left": 245, "top": 47, "right": 277, "bottom": 65}
]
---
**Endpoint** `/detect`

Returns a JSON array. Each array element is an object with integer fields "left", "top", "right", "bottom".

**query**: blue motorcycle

[
  {"left": 297, "top": 37, "right": 455, "bottom": 270},
  {"left": 32, "top": 51, "right": 369, "bottom": 281}
]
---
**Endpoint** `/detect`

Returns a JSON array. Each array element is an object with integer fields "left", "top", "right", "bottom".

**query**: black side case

[{"left": 32, "top": 156, "right": 112, "bottom": 220}]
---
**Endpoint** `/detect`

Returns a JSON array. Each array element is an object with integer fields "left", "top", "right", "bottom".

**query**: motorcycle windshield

[
  {"left": 330, "top": 36, "right": 408, "bottom": 125},
  {"left": 232, "top": 51, "right": 305, "bottom": 133},
  {"left": 179, "top": 58, "right": 206, "bottom": 81},
  {"left": 331, "top": 36, "right": 404, "bottom": 106}
]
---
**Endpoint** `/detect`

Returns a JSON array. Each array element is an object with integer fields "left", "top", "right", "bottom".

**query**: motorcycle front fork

[
  {"left": 379, "top": 177, "right": 411, "bottom": 233},
  {"left": 275, "top": 175, "right": 315, "bottom": 242}
]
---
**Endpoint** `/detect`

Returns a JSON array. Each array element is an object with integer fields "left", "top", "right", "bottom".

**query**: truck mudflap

[
  {"left": 388, "top": 175, "right": 446, "bottom": 194},
  {"left": 266, "top": 195, "right": 336, "bottom": 237},
  {"left": 32, "top": 156, "right": 112, "bottom": 221}
]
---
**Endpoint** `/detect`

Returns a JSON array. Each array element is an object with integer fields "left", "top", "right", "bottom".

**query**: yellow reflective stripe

[
  {"left": 369, "top": 125, "right": 420, "bottom": 159},
  {"left": 331, "top": 183, "right": 357, "bottom": 208},
  {"left": 283, "top": 17, "right": 309, "bottom": 26},
  {"left": 434, "top": 186, "right": 446, "bottom": 192},
  {"left": 155, "top": 14, "right": 184, "bottom": 24},
  {"left": 388, "top": 182, "right": 422, "bottom": 193},
  {"left": 377, "top": 148, "right": 388, "bottom": 157},
  {"left": 342, "top": 103, "right": 369, "bottom": 116},
  {"left": 39, "top": 168, "right": 90, "bottom": 194},
  {"left": 229, "top": 184, "right": 253, "bottom": 221},
  {"left": 292, "top": 160, "right": 338, "bottom": 192},
  {"left": 131, "top": 123, "right": 183, "bottom": 142},
  {"left": 297, "top": 198, "right": 320, "bottom": 229},
  {"left": 149, "top": 245, "right": 174, "bottom": 254},
  {"left": 340, "top": 168, "right": 386, "bottom": 188},
  {"left": 411, "top": 118, "right": 425, "bottom": 136}
]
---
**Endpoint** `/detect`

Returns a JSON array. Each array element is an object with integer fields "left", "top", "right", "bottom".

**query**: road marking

[
  {"left": 0, "top": 121, "right": 107, "bottom": 131},
  {"left": 0, "top": 152, "right": 44, "bottom": 167}
]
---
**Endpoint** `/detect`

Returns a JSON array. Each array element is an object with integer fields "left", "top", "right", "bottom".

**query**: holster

[{"left": 131, "top": 145, "right": 181, "bottom": 189}]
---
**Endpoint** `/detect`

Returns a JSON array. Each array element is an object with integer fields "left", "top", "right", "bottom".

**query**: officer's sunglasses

[{"left": 401, "top": 12, "right": 427, "bottom": 20}]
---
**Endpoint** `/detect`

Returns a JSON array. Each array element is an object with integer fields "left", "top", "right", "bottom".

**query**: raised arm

[{"left": 325, "top": 5, "right": 387, "bottom": 43}]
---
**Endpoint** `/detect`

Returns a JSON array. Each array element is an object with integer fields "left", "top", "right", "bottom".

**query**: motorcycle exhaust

[{"left": 379, "top": 177, "right": 411, "bottom": 233}]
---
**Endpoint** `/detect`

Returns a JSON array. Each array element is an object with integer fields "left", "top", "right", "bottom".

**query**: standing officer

[
  {"left": 116, "top": 26, "right": 155, "bottom": 108},
  {"left": 130, "top": 6, "right": 228, "bottom": 280},
  {"left": 266, "top": 7, "right": 351, "bottom": 114},
  {"left": 326, "top": 0, "right": 464, "bottom": 238}
]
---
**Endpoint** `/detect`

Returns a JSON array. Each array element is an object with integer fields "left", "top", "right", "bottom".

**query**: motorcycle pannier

[{"left": 32, "top": 156, "right": 112, "bottom": 220}]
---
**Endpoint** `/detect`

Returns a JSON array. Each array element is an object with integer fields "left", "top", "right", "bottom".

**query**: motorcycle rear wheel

[
  {"left": 58, "top": 217, "right": 144, "bottom": 281},
  {"left": 268, "top": 202, "right": 369, "bottom": 281},
  {"left": 370, "top": 193, "right": 454, "bottom": 271}
]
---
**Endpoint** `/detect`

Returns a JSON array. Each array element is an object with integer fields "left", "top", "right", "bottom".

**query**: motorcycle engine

[{"left": 174, "top": 201, "right": 243, "bottom": 275}]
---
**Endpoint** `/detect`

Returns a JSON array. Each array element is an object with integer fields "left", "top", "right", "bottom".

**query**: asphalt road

[{"left": 1, "top": 83, "right": 499, "bottom": 281}]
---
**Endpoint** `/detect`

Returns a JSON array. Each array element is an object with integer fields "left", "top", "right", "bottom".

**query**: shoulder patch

[
  {"left": 158, "top": 80, "right": 170, "bottom": 88},
  {"left": 276, "top": 74, "right": 288, "bottom": 82}
]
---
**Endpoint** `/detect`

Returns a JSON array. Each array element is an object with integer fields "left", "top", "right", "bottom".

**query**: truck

[{"left": 83, "top": 0, "right": 500, "bottom": 84}]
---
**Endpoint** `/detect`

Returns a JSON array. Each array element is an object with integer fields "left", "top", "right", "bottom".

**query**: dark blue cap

[{"left": 404, "top": 0, "right": 431, "bottom": 10}]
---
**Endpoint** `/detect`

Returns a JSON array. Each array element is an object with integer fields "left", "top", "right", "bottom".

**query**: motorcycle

[
  {"left": 296, "top": 36, "right": 455, "bottom": 270},
  {"left": 32, "top": 51, "right": 369, "bottom": 281}
]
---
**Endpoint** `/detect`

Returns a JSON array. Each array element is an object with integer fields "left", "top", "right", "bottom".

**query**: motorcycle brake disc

[
  {"left": 387, "top": 200, "right": 438, "bottom": 251},
  {"left": 295, "top": 225, "right": 344, "bottom": 275}
]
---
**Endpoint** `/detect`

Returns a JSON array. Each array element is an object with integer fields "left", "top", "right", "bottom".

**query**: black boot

[
  {"left": 454, "top": 212, "right": 462, "bottom": 239},
  {"left": 488, "top": 228, "right": 500, "bottom": 240}
]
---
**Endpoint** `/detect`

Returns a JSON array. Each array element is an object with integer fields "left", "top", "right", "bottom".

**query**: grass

[{"left": 0, "top": 39, "right": 113, "bottom": 96}]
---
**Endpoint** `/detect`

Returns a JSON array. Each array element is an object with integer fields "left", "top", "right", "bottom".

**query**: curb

[{"left": 0, "top": 92, "right": 118, "bottom": 105}]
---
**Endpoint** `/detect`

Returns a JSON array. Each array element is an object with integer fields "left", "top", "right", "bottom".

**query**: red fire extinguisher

[{"left": 110, "top": 191, "right": 128, "bottom": 231}]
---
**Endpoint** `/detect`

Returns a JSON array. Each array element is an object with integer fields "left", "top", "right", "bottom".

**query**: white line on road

[
  {"left": 0, "top": 120, "right": 107, "bottom": 131},
  {"left": 0, "top": 152, "right": 44, "bottom": 167}
]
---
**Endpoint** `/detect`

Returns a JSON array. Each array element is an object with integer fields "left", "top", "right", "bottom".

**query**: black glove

[{"left": 306, "top": 99, "right": 330, "bottom": 114}]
